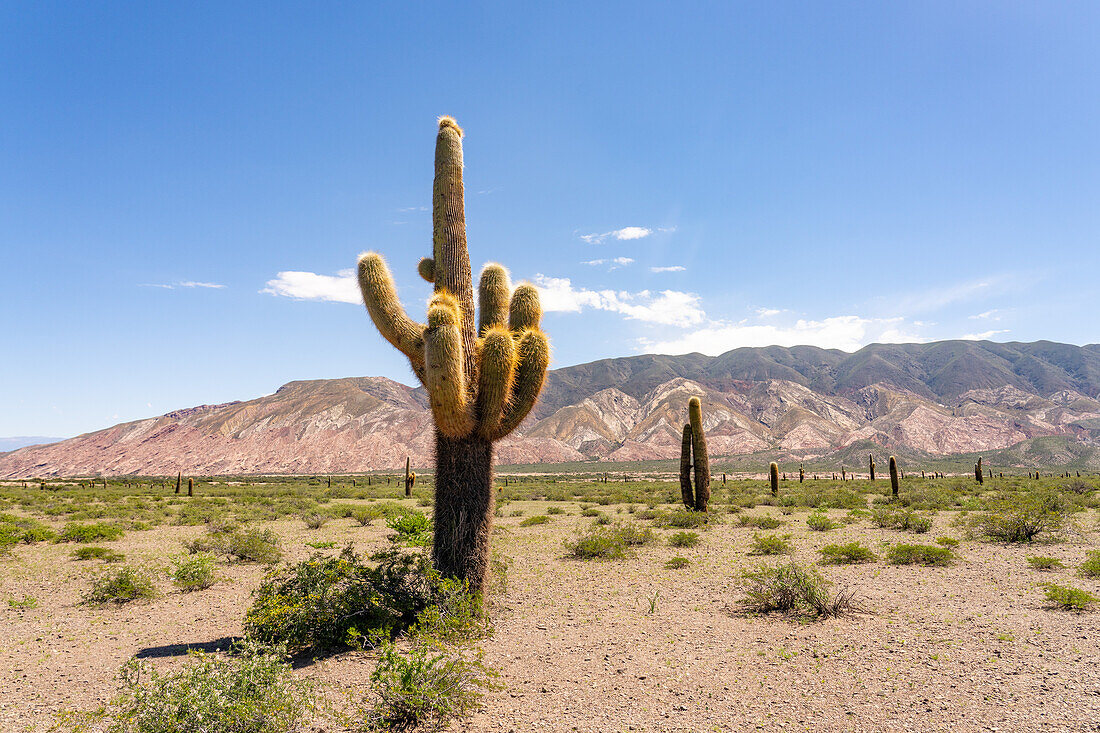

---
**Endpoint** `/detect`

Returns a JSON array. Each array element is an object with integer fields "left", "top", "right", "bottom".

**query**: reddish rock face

[{"left": 3, "top": 366, "right": 1099, "bottom": 477}]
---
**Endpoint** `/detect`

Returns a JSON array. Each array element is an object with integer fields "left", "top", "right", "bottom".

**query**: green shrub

[
  {"left": 85, "top": 566, "right": 157, "bottom": 604},
  {"left": 566, "top": 524, "right": 654, "bottom": 560},
  {"left": 519, "top": 515, "right": 550, "bottom": 527},
  {"left": 72, "top": 546, "right": 124, "bottom": 562},
  {"left": 224, "top": 528, "right": 283, "bottom": 564},
  {"left": 352, "top": 506, "right": 384, "bottom": 526},
  {"left": 935, "top": 536, "right": 959, "bottom": 547},
  {"left": 302, "top": 513, "right": 329, "bottom": 530},
  {"left": 738, "top": 515, "right": 782, "bottom": 530},
  {"left": 653, "top": 510, "right": 709, "bottom": 529},
  {"left": 806, "top": 512, "right": 838, "bottom": 532},
  {"left": 245, "top": 546, "right": 440, "bottom": 654},
  {"left": 668, "top": 531, "right": 700, "bottom": 548},
  {"left": 665, "top": 556, "right": 690, "bottom": 569},
  {"left": 749, "top": 533, "right": 792, "bottom": 555},
  {"left": 1079, "top": 550, "right": 1100, "bottom": 578},
  {"left": 545, "top": 506, "right": 566, "bottom": 515},
  {"left": 387, "top": 511, "right": 433, "bottom": 546},
  {"left": 171, "top": 553, "right": 218, "bottom": 592},
  {"left": 871, "top": 507, "right": 931, "bottom": 533},
  {"left": 57, "top": 522, "right": 124, "bottom": 543},
  {"left": 594, "top": 513, "right": 612, "bottom": 525},
  {"left": 364, "top": 641, "right": 496, "bottom": 732},
  {"left": 887, "top": 544, "right": 954, "bottom": 566},
  {"left": 0, "top": 513, "right": 56, "bottom": 549},
  {"left": 1026, "top": 556, "right": 1065, "bottom": 571},
  {"left": 580, "top": 508, "right": 600, "bottom": 517},
  {"left": 738, "top": 562, "right": 863, "bottom": 618},
  {"left": 820, "top": 542, "right": 876, "bottom": 564},
  {"left": 1043, "top": 583, "right": 1097, "bottom": 611},
  {"left": 973, "top": 491, "right": 1069, "bottom": 543},
  {"left": 112, "top": 640, "right": 312, "bottom": 733},
  {"left": 306, "top": 540, "right": 336, "bottom": 549}
]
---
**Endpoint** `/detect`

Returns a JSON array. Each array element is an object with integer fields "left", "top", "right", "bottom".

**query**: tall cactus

[
  {"left": 357, "top": 117, "right": 550, "bottom": 591},
  {"left": 889, "top": 456, "right": 899, "bottom": 498},
  {"left": 678, "top": 397, "right": 710, "bottom": 511},
  {"left": 868, "top": 453, "right": 876, "bottom": 481},
  {"left": 974, "top": 456, "right": 984, "bottom": 485},
  {"left": 769, "top": 462, "right": 779, "bottom": 496}
]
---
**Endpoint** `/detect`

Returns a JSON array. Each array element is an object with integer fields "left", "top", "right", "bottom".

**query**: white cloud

[
  {"left": 958, "top": 329, "right": 1009, "bottom": 341},
  {"left": 582, "top": 257, "right": 634, "bottom": 270},
  {"left": 754, "top": 308, "right": 782, "bottom": 317},
  {"left": 650, "top": 265, "right": 686, "bottom": 273},
  {"left": 580, "top": 226, "right": 653, "bottom": 244},
  {"left": 262, "top": 269, "right": 360, "bottom": 304},
  {"left": 141, "top": 281, "right": 226, "bottom": 290},
  {"left": 640, "top": 316, "right": 930, "bottom": 355},
  {"left": 968, "top": 309, "right": 1002, "bottom": 321},
  {"left": 534, "top": 275, "right": 704, "bottom": 327}
]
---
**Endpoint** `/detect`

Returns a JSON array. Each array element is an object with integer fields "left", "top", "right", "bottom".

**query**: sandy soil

[{"left": 2, "top": 503, "right": 1098, "bottom": 732}]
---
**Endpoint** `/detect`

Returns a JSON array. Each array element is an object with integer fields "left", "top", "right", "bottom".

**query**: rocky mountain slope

[{"left": 3, "top": 340, "right": 1100, "bottom": 477}]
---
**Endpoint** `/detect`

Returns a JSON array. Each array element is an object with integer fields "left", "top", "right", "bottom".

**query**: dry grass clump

[{"left": 737, "top": 562, "right": 865, "bottom": 619}]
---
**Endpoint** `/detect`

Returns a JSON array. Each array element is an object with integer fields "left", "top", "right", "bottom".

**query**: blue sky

[{"left": 2, "top": 2, "right": 1099, "bottom": 438}]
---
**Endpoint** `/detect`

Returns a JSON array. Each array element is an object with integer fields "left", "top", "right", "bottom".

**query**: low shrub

[
  {"left": 302, "top": 513, "right": 329, "bottom": 530},
  {"left": 653, "top": 510, "right": 709, "bottom": 529},
  {"left": 57, "top": 522, "right": 124, "bottom": 543},
  {"left": 387, "top": 511, "right": 433, "bottom": 547},
  {"left": 352, "top": 506, "right": 384, "bottom": 526},
  {"left": 936, "top": 536, "right": 959, "bottom": 547},
  {"left": 871, "top": 507, "right": 932, "bottom": 533},
  {"left": 738, "top": 562, "right": 864, "bottom": 618},
  {"left": 519, "top": 515, "right": 550, "bottom": 527},
  {"left": 225, "top": 528, "right": 283, "bottom": 564},
  {"left": 1026, "top": 555, "right": 1065, "bottom": 571},
  {"left": 306, "top": 540, "right": 336, "bottom": 549},
  {"left": 1043, "top": 583, "right": 1097, "bottom": 611},
  {"left": 738, "top": 515, "right": 782, "bottom": 530},
  {"left": 566, "top": 524, "right": 655, "bottom": 560},
  {"left": 972, "top": 491, "right": 1069, "bottom": 543},
  {"left": 806, "top": 512, "right": 839, "bottom": 532},
  {"left": 85, "top": 566, "right": 157, "bottom": 604},
  {"left": 245, "top": 546, "right": 446, "bottom": 654},
  {"left": 887, "top": 544, "right": 954, "bottom": 566},
  {"left": 580, "top": 508, "right": 600, "bottom": 518},
  {"left": 665, "top": 556, "right": 690, "bottom": 569},
  {"left": 364, "top": 641, "right": 496, "bottom": 732},
  {"left": 171, "top": 553, "right": 218, "bottom": 592},
  {"left": 1079, "top": 550, "right": 1100, "bottom": 578},
  {"left": 545, "top": 506, "right": 566, "bottom": 515},
  {"left": 749, "top": 533, "right": 792, "bottom": 555},
  {"left": 820, "top": 542, "right": 876, "bottom": 565},
  {"left": 112, "top": 639, "right": 313, "bottom": 733},
  {"left": 72, "top": 546, "right": 125, "bottom": 562},
  {"left": 668, "top": 531, "right": 700, "bottom": 548}
]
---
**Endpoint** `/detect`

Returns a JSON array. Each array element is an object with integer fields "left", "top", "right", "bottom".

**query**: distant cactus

[
  {"left": 187, "top": 477, "right": 193, "bottom": 497},
  {"left": 889, "top": 456, "right": 899, "bottom": 498},
  {"left": 175, "top": 472, "right": 181, "bottom": 495},
  {"left": 975, "top": 456, "right": 984, "bottom": 484},
  {"left": 678, "top": 397, "right": 710, "bottom": 511},
  {"left": 869, "top": 453, "right": 876, "bottom": 481},
  {"left": 799, "top": 463, "right": 805, "bottom": 484},
  {"left": 769, "top": 462, "right": 779, "bottom": 496},
  {"left": 357, "top": 117, "right": 550, "bottom": 591}
]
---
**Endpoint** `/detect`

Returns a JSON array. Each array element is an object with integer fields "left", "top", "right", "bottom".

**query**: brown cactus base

[{"left": 432, "top": 432, "right": 495, "bottom": 592}]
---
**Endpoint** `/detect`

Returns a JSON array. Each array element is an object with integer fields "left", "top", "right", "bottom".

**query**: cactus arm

[
  {"left": 418, "top": 257, "right": 435, "bottom": 283},
  {"left": 508, "top": 283, "right": 542, "bottom": 332},
  {"left": 688, "top": 396, "right": 710, "bottom": 511},
  {"left": 679, "top": 423, "right": 694, "bottom": 510},
  {"left": 475, "top": 327, "right": 517, "bottom": 438},
  {"left": 433, "top": 117, "right": 477, "bottom": 386},
  {"left": 357, "top": 252, "right": 426, "bottom": 375},
  {"left": 492, "top": 329, "right": 549, "bottom": 439},
  {"left": 477, "top": 264, "right": 511, "bottom": 336},
  {"left": 424, "top": 292, "right": 475, "bottom": 437}
]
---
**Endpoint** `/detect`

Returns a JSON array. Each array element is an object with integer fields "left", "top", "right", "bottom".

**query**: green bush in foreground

[
  {"left": 668, "top": 531, "right": 700, "bottom": 548},
  {"left": 170, "top": 553, "right": 218, "bottom": 592},
  {"left": 72, "top": 546, "right": 125, "bottom": 563},
  {"left": 364, "top": 642, "right": 496, "bottom": 732},
  {"left": 1043, "top": 583, "right": 1097, "bottom": 611},
  {"left": 518, "top": 515, "right": 550, "bottom": 527},
  {"left": 566, "top": 524, "right": 655, "bottom": 560},
  {"left": 887, "top": 544, "right": 954, "bottom": 566},
  {"left": 664, "top": 556, "right": 690, "bottom": 569},
  {"left": 1079, "top": 550, "right": 1100, "bottom": 578},
  {"left": 1026, "top": 555, "right": 1065, "bottom": 571},
  {"left": 387, "top": 511, "right": 433, "bottom": 547},
  {"left": 58, "top": 522, "right": 124, "bottom": 543},
  {"left": 738, "top": 515, "right": 782, "bottom": 530},
  {"left": 186, "top": 526, "right": 282, "bottom": 564},
  {"left": 84, "top": 567, "right": 157, "bottom": 604},
  {"left": 749, "top": 533, "right": 792, "bottom": 555},
  {"left": 111, "top": 640, "right": 313, "bottom": 733},
  {"left": 738, "top": 562, "right": 863, "bottom": 618},
  {"left": 806, "top": 512, "right": 839, "bottom": 532},
  {"left": 820, "top": 541, "right": 877, "bottom": 565},
  {"left": 973, "top": 491, "right": 1069, "bottom": 543}
]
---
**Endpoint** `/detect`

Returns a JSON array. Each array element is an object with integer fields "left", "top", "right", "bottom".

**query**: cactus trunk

[
  {"left": 679, "top": 424, "right": 694, "bottom": 510},
  {"left": 688, "top": 397, "right": 709, "bottom": 512},
  {"left": 769, "top": 462, "right": 779, "bottom": 496},
  {"left": 869, "top": 453, "right": 875, "bottom": 481},
  {"left": 432, "top": 434, "right": 495, "bottom": 586},
  {"left": 889, "top": 456, "right": 899, "bottom": 498}
]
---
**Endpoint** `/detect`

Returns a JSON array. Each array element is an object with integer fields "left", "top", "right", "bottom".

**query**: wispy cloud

[
  {"left": 582, "top": 257, "right": 634, "bottom": 270},
  {"left": 650, "top": 265, "right": 686, "bottom": 273},
  {"left": 754, "top": 307, "right": 782, "bottom": 317},
  {"left": 959, "top": 329, "right": 1010, "bottom": 341},
  {"left": 968, "top": 309, "right": 1002, "bottom": 321},
  {"left": 534, "top": 275, "right": 704, "bottom": 327},
  {"left": 580, "top": 226, "right": 653, "bottom": 244},
  {"left": 262, "top": 269, "right": 359, "bottom": 304},
  {"left": 141, "top": 281, "right": 226, "bottom": 290},
  {"left": 396, "top": 205, "right": 428, "bottom": 213}
]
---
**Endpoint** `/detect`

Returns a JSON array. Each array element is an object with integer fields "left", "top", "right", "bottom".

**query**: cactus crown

[{"left": 357, "top": 118, "right": 550, "bottom": 441}]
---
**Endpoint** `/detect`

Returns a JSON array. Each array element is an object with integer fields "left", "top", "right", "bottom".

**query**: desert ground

[{"left": 1, "top": 474, "right": 1098, "bottom": 732}]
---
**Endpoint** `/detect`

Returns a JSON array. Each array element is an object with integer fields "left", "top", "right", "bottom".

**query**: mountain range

[{"left": 3, "top": 340, "right": 1100, "bottom": 477}]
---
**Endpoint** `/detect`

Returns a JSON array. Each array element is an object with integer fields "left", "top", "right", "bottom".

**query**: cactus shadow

[{"left": 134, "top": 636, "right": 242, "bottom": 659}]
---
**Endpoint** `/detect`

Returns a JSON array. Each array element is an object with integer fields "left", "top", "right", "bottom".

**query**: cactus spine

[
  {"left": 357, "top": 117, "right": 549, "bottom": 591},
  {"left": 889, "top": 456, "right": 899, "bottom": 498},
  {"left": 677, "top": 397, "right": 710, "bottom": 511},
  {"left": 769, "top": 462, "right": 779, "bottom": 496}
]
